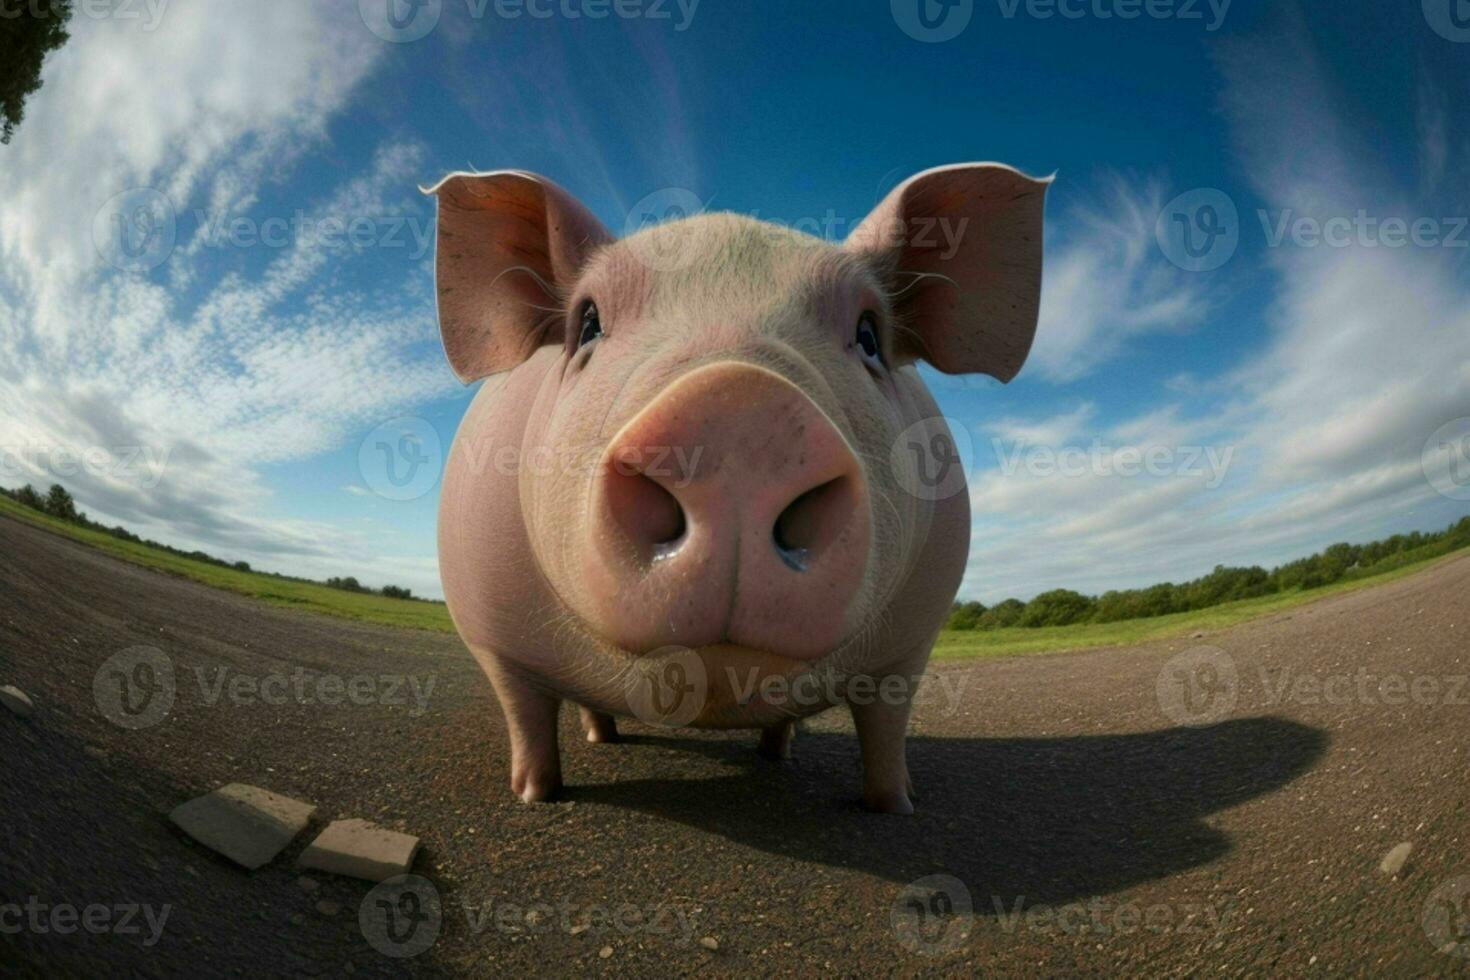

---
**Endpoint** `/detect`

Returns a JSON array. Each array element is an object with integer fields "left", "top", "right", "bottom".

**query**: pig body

[{"left": 432, "top": 165, "right": 1048, "bottom": 812}]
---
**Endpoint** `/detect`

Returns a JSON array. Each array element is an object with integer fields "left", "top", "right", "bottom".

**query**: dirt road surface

[{"left": 2, "top": 512, "right": 1468, "bottom": 976}]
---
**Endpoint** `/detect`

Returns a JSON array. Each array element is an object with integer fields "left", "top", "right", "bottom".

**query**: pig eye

[
  {"left": 576, "top": 300, "right": 603, "bottom": 349},
  {"left": 855, "top": 311, "right": 883, "bottom": 367}
]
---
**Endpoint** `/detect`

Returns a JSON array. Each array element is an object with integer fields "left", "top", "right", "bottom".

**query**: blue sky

[{"left": 1, "top": 0, "right": 1467, "bottom": 601}]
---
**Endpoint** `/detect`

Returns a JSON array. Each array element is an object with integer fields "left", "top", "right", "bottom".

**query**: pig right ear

[
  {"left": 426, "top": 171, "right": 612, "bottom": 383},
  {"left": 846, "top": 163, "right": 1049, "bottom": 382}
]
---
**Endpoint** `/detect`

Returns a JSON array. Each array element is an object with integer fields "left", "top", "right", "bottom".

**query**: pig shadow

[{"left": 562, "top": 717, "right": 1327, "bottom": 908}]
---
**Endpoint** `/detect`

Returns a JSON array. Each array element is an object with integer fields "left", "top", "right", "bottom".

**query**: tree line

[
  {"left": 1, "top": 482, "right": 425, "bottom": 602},
  {"left": 948, "top": 515, "right": 1470, "bottom": 630}
]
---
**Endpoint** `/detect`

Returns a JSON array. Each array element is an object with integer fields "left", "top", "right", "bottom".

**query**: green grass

[
  {"left": 3, "top": 492, "right": 1463, "bottom": 652},
  {"left": 0, "top": 494, "right": 454, "bottom": 633},
  {"left": 933, "top": 543, "right": 1467, "bottom": 659}
]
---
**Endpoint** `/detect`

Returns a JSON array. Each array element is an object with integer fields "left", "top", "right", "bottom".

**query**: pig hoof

[
  {"left": 515, "top": 778, "right": 562, "bottom": 803},
  {"left": 862, "top": 789, "right": 915, "bottom": 815},
  {"left": 579, "top": 707, "right": 620, "bottom": 744}
]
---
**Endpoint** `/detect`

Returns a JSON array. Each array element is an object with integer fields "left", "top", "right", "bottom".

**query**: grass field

[
  {"left": 3, "top": 492, "right": 1464, "bottom": 655},
  {"left": 0, "top": 494, "right": 453, "bottom": 632}
]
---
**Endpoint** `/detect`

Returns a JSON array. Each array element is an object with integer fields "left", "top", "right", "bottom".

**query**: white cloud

[
  {"left": 959, "top": 25, "right": 1470, "bottom": 604},
  {"left": 1028, "top": 175, "right": 1214, "bottom": 383},
  {"left": 0, "top": 0, "right": 456, "bottom": 598}
]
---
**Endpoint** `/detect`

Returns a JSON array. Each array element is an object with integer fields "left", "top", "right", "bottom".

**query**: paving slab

[
  {"left": 297, "top": 818, "right": 420, "bottom": 882},
  {"left": 168, "top": 784, "right": 316, "bottom": 870},
  {"left": 0, "top": 685, "right": 35, "bottom": 718}
]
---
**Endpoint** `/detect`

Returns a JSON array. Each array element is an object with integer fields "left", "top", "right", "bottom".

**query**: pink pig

[{"left": 430, "top": 164, "right": 1047, "bottom": 813}]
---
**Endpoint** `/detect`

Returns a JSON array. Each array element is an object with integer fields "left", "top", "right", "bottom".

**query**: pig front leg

[
  {"left": 757, "top": 720, "right": 796, "bottom": 760},
  {"left": 579, "top": 705, "right": 620, "bottom": 743},
  {"left": 486, "top": 660, "right": 563, "bottom": 802},
  {"left": 850, "top": 687, "right": 916, "bottom": 815}
]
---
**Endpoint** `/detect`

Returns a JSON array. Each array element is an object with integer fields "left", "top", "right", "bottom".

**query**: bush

[
  {"left": 14, "top": 484, "right": 44, "bottom": 510},
  {"left": 1017, "top": 589, "right": 1096, "bottom": 628},
  {"left": 44, "top": 484, "right": 78, "bottom": 521},
  {"left": 326, "top": 576, "right": 367, "bottom": 593},
  {"left": 381, "top": 585, "right": 413, "bottom": 600},
  {"left": 946, "top": 600, "right": 986, "bottom": 630},
  {"left": 976, "top": 598, "right": 1026, "bottom": 629}
]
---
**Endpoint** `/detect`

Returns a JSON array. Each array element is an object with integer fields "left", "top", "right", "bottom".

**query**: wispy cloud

[
  {"left": 1028, "top": 175, "right": 1214, "bottom": 383},
  {"left": 960, "top": 19, "right": 1470, "bottom": 603},
  {"left": 0, "top": 0, "right": 456, "bottom": 596}
]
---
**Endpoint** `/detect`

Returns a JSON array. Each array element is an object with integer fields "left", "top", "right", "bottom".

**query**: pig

[{"left": 430, "top": 163, "right": 1047, "bottom": 813}]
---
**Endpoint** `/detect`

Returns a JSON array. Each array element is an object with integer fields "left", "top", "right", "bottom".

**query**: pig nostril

[
  {"left": 772, "top": 476, "right": 853, "bottom": 572},
  {"left": 650, "top": 497, "right": 687, "bottom": 562},
  {"left": 605, "top": 468, "right": 687, "bottom": 561}
]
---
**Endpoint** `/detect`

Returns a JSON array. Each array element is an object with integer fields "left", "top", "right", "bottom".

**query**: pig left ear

[
  {"left": 846, "top": 163, "right": 1050, "bottom": 382},
  {"left": 425, "top": 170, "right": 612, "bottom": 383}
]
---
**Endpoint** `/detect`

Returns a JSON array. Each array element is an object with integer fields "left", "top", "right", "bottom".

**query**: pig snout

[{"left": 583, "top": 361, "right": 871, "bottom": 661}]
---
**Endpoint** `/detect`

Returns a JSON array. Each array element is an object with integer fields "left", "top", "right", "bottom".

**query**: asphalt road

[{"left": 2, "top": 512, "right": 1468, "bottom": 976}]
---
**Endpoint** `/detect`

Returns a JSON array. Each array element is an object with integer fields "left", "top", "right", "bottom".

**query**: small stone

[
  {"left": 1191, "top": 631, "right": 1206, "bottom": 639},
  {"left": 84, "top": 745, "right": 108, "bottom": 760},
  {"left": 297, "top": 818, "right": 420, "bottom": 882},
  {"left": 1379, "top": 842, "right": 1412, "bottom": 876},
  {"left": 316, "top": 900, "right": 341, "bottom": 917},
  {"left": 297, "top": 876, "right": 320, "bottom": 894},
  {"left": 599, "top": 946, "right": 613, "bottom": 959},
  {"left": 570, "top": 923, "right": 589, "bottom": 936},
  {"left": 289, "top": 913, "right": 305, "bottom": 926},
  {"left": 699, "top": 936, "right": 719, "bottom": 951},
  {"left": 0, "top": 685, "right": 34, "bottom": 718},
  {"left": 168, "top": 784, "right": 317, "bottom": 870}
]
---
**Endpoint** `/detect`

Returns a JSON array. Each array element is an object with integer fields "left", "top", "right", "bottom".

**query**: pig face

[{"left": 432, "top": 165, "right": 1047, "bottom": 697}]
